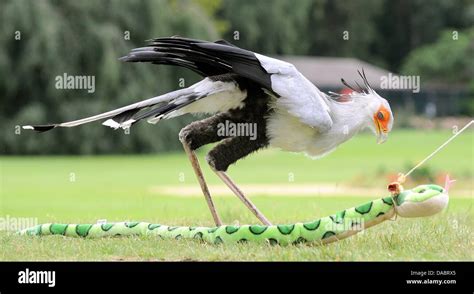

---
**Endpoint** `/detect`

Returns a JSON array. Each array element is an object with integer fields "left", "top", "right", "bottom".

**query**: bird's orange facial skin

[{"left": 374, "top": 105, "right": 391, "bottom": 134}]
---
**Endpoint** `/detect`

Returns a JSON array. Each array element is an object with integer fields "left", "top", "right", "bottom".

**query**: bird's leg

[
  {"left": 206, "top": 136, "right": 272, "bottom": 225},
  {"left": 180, "top": 138, "right": 222, "bottom": 226},
  {"left": 179, "top": 115, "right": 231, "bottom": 226},
  {"left": 212, "top": 167, "right": 272, "bottom": 226}
]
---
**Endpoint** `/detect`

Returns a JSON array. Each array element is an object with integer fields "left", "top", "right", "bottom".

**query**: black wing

[{"left": 119, "top": 37, "right": 272, "bottom": 90}]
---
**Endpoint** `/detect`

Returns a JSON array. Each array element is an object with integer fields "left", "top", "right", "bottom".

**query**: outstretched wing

[
  {"left": 254, "top": 54, "right": 333, "bottom": 131},
  {"left": 121, "top": 37, "right": 333, "bottom": 131},
  {"left": 120, "top": 37, "right": 272, "bottom": 90}
]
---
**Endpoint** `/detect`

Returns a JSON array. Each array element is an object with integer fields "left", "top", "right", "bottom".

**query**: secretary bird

[{"left": 23, "top": 37, "right": 394, "bottom": 226}]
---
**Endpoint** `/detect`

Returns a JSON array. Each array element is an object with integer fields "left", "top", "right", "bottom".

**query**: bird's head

[
  {"left": 367, "top": 92, "right": 393, "bottom": 144},
  {"left": 340, "top": 70, "right": 394, "bottom": 144}
]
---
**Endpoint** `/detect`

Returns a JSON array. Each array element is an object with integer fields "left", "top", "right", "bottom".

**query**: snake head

[{"left": 393, "top": 176, "right": 452, "bottom": 218}]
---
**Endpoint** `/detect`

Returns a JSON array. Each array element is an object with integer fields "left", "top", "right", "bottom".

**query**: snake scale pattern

[{"left": 19, "top": 184, "right": 449, "bottom": 246}]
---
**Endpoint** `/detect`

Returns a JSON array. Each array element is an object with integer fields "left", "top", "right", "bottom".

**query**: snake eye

[
  {"left": 377, "top": 111, "right": 384, "bottom": 120},
  {"left": 418, "top": 189, "right": 426, "bottom": 193}
]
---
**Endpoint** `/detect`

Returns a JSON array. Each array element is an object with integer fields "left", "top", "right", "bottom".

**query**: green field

[{"left": 0, "top": 129, "right": 473, "bottom": 261}]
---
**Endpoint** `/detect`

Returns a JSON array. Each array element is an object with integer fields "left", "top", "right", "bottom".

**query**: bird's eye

[{"left": 377, "top": 111, "right": 384, "bottom": 120}]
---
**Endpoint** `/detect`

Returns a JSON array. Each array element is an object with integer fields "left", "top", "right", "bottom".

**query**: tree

[
  {"left": 0, "top": 0, "right": 219, "bottom": 154},
  {"left": 401, "top": 28, "right": 474, "bottom": 115},
  {"left": 374, "top": 0, "right": 474, "bottom": 71}
]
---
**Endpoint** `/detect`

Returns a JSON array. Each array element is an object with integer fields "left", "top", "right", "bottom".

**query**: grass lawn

[{"left": 0, "top": 129, "right": 473, "bottom": 260}]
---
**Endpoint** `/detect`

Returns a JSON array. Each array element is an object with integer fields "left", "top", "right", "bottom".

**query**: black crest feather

[{"left": 341, "top": 68, "right": 372, "bottom": 94}]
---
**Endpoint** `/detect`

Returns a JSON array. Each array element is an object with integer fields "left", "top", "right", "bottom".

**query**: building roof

[{"left": 277, "top": 56, "right": 393, "bottom": 89}]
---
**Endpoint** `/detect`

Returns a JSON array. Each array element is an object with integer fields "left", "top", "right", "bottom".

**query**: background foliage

[{"left": 1, "top": 0, "right": 472, "bottom": 154}]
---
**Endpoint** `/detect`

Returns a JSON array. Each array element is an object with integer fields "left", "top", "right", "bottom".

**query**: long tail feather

[
  {"left": 22, "top": 88, "right": 194, "bottom": 132},
  {"left": 113, "top": 78, "right": 243, "bottom": 128},
  {"left": 23, "top": 77, "right": 243, "bottom": 132}
]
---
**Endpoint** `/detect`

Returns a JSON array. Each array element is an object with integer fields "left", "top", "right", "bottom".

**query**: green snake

[{"left": 18, "top": 182, "right": 450, "bottom": 246}]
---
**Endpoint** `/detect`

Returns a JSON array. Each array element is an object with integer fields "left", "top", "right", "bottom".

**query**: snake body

[{"left": 19, "top": 184, "right": 449, "bottom": 245}]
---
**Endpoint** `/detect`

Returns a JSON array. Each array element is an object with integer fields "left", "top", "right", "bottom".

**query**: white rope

[{"left": 402, "top": 120, "right": 474, "bottom": 179}]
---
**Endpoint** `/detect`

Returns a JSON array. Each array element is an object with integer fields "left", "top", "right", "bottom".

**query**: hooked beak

[
  {"left": 377, "top": 131, "right": 388, "bottom": 144},
  {"left": 375, "top": 119, "right": 388, "bottom": 144}
]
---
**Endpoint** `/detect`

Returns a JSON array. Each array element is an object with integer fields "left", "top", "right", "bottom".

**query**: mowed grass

[{"left": 0, "top": 129, "right": 473, "bottom": 261}]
